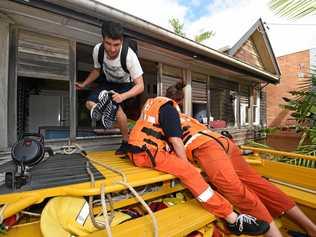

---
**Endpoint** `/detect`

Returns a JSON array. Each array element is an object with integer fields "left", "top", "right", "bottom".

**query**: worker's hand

[
  {"left": 75, "top": 82, "right": 86, "bottom": 90},
  {"left": 112, "top": 92, "right": 126, "bottom": 103}
]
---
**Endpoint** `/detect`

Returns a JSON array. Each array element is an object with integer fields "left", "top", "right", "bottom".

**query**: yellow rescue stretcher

[{"left": 0, "top": 148, "right": 315, "bottom": 237}]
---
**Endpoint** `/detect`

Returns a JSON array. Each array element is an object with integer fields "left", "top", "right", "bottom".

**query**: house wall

[
  {"left": 234, "top": 38, "right": 264, "bottom": 70},
  {"left": 0, "top": 1, "right": 275, "bottom": 150},
  {"left": 266, "top": 50, "right": 310, "bottom": 127}
]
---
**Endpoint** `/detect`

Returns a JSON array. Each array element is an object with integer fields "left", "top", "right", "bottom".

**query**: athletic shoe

[
  {"left": 90, "top": 90, "right": 110, "bottom": 121},
  {"left": 226, "top": 214, "right": 270, "bottom": 236},
  {"left": 101, "top": 100, "right": 118, "bottom": 129}
]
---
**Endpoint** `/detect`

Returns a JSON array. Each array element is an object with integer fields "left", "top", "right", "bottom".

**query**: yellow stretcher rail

[
  {"left": 0, "top": 151, "right": 179, "bottom": 220},
  {"left": 241, "top": 146, "right": 316, "bottom": 161},
  {"left": 87, "top": 199, "right": 216, "bottom": 237}
]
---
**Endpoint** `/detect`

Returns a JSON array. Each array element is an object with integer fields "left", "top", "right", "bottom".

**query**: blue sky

[
  {"left": 100, "top": 0, "right": 316, "bottom": 56},
  {"left": 178, "top": 0, "right": 212, "bottom": 21}
]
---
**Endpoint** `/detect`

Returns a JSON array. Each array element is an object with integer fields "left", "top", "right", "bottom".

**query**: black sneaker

[
  {"left": 101, "top": 100, "right": 118, "bottom": 129},
  {"left": 226, "top": 214, "right": 270, "bottom": 236},
  {"left": 115, "top": 141, "right": 129, "bottom": 155},
  {"left": 90, "top": 90, "right": 110, "bottom": 121}
]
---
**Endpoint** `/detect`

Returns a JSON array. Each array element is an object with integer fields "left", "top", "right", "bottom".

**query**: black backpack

[{"left": 98, "top": 37, "right": 138, "bottom": 76}]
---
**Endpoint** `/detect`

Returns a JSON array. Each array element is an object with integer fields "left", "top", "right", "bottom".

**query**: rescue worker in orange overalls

[
  {"left": 165, "top": 82, "right": 316, "bottom": 237},
  {"left": 127, "top": 94, "right": 270, "bottom": 236}
]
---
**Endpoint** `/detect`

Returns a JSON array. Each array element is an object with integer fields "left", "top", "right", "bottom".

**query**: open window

[
  {"left": 16, "top": 30, "right": 70, "bottom": 139},
  {"left": 161, "top": 64, "right": 183, "bottom": 96},
  {"left": 192, "top": 72, "right": 208, "bottom": 124},
  {"left": 76, "top": 42, "right": 158, "bottom": 136},
  {"left": 209, "top": 78, "right": 238, "bottom": 128}
]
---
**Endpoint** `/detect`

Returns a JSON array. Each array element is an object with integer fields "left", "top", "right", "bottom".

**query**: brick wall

[{"left": 266, "top": 50, "right": 310, "bottom": 127}]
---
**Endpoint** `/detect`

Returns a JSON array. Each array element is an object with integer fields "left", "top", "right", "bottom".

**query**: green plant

[
  {"left": 280, "top": 69, "right": 316, "bottom": 154},
  {"left": 169, "top": 18, "right": 185, "bottom": 37},
  {"left": 269, "top": 0, "right": 316, "bottom": 19},
  {"left": 169, "top": 17, "right": 214, "bottom": 43}
]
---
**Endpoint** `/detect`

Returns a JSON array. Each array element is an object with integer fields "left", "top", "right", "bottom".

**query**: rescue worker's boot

[{"left": 226, "top": 214, "right": 270, "bottom": 236}]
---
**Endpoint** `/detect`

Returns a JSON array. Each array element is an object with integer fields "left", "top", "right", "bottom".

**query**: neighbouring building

[
  {"left": 0, "top": 0, "right": 280, "bottom": 152},
  {"left": 266, "top": 48, "right": 316, "bottom": 127}
]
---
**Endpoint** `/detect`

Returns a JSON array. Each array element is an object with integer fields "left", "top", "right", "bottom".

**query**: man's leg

[
  {"left": 227, "top": 140, "right": 316, "bottom": 236},
  {"left": 194, "top": 140, "right": 273, "bottom": 223},
  {"left": 115, "top": 106, "right": 129, "bottom": 141},
  {"left": 227, "top": 140, "right": 296, "bottom": 218},
  {"left": 194, "top": 140, "right": 283, "bottom": 236},
  {"left": 286, "top": 206, "right": 316, "bottom": 236}
]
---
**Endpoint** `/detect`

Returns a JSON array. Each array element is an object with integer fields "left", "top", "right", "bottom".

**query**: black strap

[
  {"left": 98, "top": 43, "right": 105, "bottom": 75},
  {"left": 198, "top": 131, "right": 229, "bottom": 153},
  {"left": 142, "top": 142, "right": 157, "bottom": 167},
  {"left": 141, "top": 127, "right": 165, "bottom": 140},
  {"left": 182, "top": 134, "right": 192, "bottom": 145},
  {"left": 182, "top": 126, "right": 190, "bottom": 131},
  {"left": 120, "top": 38, "right": 129, "bottom": 74}
]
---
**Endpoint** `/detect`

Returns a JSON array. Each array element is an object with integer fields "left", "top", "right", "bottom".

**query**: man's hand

[
  {"left": 75, "top": 82, "right": 86, "bottom": 90},
  {"left": 112, "top": 92, "right": 126, "bottom": 103}
]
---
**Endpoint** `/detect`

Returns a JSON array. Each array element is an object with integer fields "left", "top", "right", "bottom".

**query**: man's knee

[
  {"left": 116, "top": 106, "right": 127, "bottom": 120},
  {"left": 85, "top": 100, "right": 95, "bottom": 110}
]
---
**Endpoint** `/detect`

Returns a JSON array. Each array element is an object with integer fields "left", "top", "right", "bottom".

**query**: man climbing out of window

[
  {"left": 166, "top": 82, "right": 316, "bottom": 237},
  {"left": 76, "top": 20, "right": 144, "bottom": 155},
  {"left": 126, "top": 90, "right": 271, "bottom": 236}
]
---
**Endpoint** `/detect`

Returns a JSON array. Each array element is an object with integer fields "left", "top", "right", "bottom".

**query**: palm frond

[
  {"left": 194, "top": 31, "right": 215, "bottom": 43},
  {"left": 269, "top": 0, "right": 316, "bottom": 19}
]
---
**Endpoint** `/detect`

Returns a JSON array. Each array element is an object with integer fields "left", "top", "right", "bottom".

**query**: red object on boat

[
  {"left": 3, "top": 214, "right": 20, "bottom": 230},
  {"left": 209, "top": 120, "right": 227, "bottom": 128}
]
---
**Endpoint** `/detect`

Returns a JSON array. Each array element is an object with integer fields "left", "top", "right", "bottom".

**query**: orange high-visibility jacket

[
  {"left": 129, "top": 97, "right": 179, "bottom": 151},
  {"left": 180, "top": 113, "right": 224, "bottom": 160}
]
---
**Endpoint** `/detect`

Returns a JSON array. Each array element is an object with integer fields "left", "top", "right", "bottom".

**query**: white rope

[
  {"left": 89, "top": 158, "right": 159, "bottom": 237},
  {"left": 21, "top": 211, "right": 41, "bottom": 217},
  {"left": 100, "top": 184, "right": 112, "bottom": 237}
]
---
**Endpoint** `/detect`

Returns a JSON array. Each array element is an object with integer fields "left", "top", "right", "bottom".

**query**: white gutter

[{"left": 46, "top": 0, "right": 279, "bottom": 82}]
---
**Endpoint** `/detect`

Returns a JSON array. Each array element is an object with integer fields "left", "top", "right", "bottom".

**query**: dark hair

[
  {"left": 101, "top": 21, "right": 124, "bottom": 39},
  {"left": 165, "top": 82, "right": 184, "bottom": 101}
]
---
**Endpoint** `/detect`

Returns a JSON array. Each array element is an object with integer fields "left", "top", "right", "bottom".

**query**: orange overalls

[
  {"left": 128, "top": 97, "right": 233, "bottom": 218},
  {"left": 180, "top": 113, "right": 295, "bottom": 223}
]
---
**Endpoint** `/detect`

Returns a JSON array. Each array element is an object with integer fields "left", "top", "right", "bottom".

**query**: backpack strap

[
  {"left": 120, "top": 38, "right": 130, "bottom": 74},
  {"left": 98, "top": 43, "right": 105, "bottom": 75}
]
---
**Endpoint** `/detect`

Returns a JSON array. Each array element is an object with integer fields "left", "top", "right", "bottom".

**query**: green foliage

[
  {"left": 169, "top": 17, "right": 214, "bottom": 43},
  {"left": 195, "top": 31, "right": 215, "bottom": 43},
  {"left": 279, "top": 69, "right": 316, "bottom": 150},
  {"left": 269, "top": 0, "right": 316, "bottom": 19},
  {"left": 169, "top": 18, "right": 185, "bottom": 37}
]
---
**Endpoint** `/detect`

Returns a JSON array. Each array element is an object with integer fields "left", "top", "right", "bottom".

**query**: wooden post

[
  {"left": 157, "top": 62, "right": 163, "bottom": 96},
  {"left": 69, "top": 41, "right": 77, "bottom": 142},
  {"left": 7, "top": 26, "right": 18, "bottom": 147},
  {"left": 184, "top": 69, "right": 192, "bottom": 115},
  {"left": 249, "top": 85, "right": 254, "bottom": 128},
  {"left": 207, "top": 76, "right": 211, "bottom": 126},
  {"left": 0, "top": 18, "right": 10, "bottom": 149},
  {"left": 236, "top": 84, "right": 241, "bottom": 128}
]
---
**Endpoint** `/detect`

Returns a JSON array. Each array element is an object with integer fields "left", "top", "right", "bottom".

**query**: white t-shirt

[{"left": 93, "top": 43, "right": 143, "bottom": 83}]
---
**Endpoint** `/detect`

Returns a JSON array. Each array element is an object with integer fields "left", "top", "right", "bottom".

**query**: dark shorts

[{"left": 87, "top": 80, "right": 136, "bottom": 111}]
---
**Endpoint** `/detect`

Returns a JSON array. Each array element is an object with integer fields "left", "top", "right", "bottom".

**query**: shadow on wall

[
  {"left": 266, "top": 131, "right": 301, "bottom": 152},
  {"left": 269, "top": 109, "right": 290, "bottom": 127}
]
